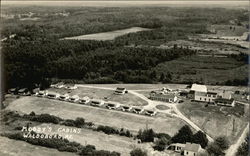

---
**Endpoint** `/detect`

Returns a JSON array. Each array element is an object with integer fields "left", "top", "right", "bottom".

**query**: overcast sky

[{"left": 1, "top": 0, "right": 249, "bottom": 8}]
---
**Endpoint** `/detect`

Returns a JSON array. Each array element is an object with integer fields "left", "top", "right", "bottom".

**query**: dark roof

[
  {"left": 214, "top": 98, "right": 234, "bottom": 103},
  {"left": 194, "top": 92, "right": 207, "bottom": 96},
  {"left": 207, "top": 91, "right": 217, "bottom": 95},
  {"left": 183, "top": 143, "right": 200, "bottom": 152},
  {"left": 150, "top": 92, "right": 176, "bottom": 98}
]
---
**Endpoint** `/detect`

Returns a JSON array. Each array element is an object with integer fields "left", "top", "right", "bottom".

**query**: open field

[
  {"left": 208, "top": 24, "right": 248, "bottom": 37},
  {"left": 48, "top": 87, "right": 147, "bottom": 106},
  {"left": 158, "top": 39, "right": 248, "bottom": 55},
  {"left": 63, "top": 27, "right": 151, "bottom": 41},
  {"left": 82, "top": 84, "right": 188, "bottom": 91},
  {"left": 6, "top": 96, "right": 186, "bottom": 136},
  {"left": 0, "top": 136, "right": 76, "bottom": 156},
  {"left": 177, "top": 100, "right": 248, "bottom": 143},
  {"left": 40, "top": 123, "right": 145, "bottom": 156},
  {"left": 154, "top": 56, "right": 248, "bottom": 85}
]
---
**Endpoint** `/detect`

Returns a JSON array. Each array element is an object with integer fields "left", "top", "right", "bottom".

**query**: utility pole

[{"left": 232, "top": 117, "right": 235, "bottom": 134}]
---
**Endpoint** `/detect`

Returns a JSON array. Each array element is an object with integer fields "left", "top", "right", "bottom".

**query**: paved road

[
  {"left": 236, "top": 101, "right": 249, "bottom": 106},
  {"left": 225, "top": 123, "right": 249, "bottom": 156},
  {"left": 76, "top": 84, "right": 214, "bottom": 142}
]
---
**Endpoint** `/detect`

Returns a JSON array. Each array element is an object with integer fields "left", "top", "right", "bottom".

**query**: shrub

[
  {"left": 236, "top": 136, "right": 249, "bottom": 156},
  {"left": 29, "top": 111, "right": 36, "bottom": 116},
  {"left": 137, "top": 129, "right": 155, "bottom": 142},
  {"left": 74, "top": 117, "right": 85, "bottom": 128},
  {"left": 97, "top": 125, "right": 119, "bottom": 135},
  {"left": 61, "top": 119, "right": 76, "bottom": 127},
  {"left": 58, "top": 145, "right": 78, "bottom": 152},
  {"left": 170, "top": 125, "right": 193, "bottom": 144},
  {"left": 214, "top": 136, "right": 229, "bottom": 151},
  {"left": 130, "top": 148, "right": 147, "bottom": 156},
  {"left": 192, "top": 131, "right": 208, "bottom": 148},
  {"left": 153, "top": 137, "right": 169, "bottom": 151},
  {"left": 30, "top": 113, "right": 62, "bottom": 124}
]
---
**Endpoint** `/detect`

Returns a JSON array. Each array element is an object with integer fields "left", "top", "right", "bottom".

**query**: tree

[
  {"left": 130, "top": 148, "right": 147, "bottom": 156},
  {"left": 236, "top": 136, "right": 249, "bottom": 156},
  {"left": 149, "top": 70, "right": 157, "bottom": 80},
  {"left": 207, "top": 143, "right": 224, "bottom": 156},
  {"left": 192, "top": 131, "right": 208, "bottom": 148},
  {"left": 215, "top": 136, "right": 229, "bottom": 151},
  {"left": 206, "top": 136, "right": 230, "bottom": 156},
  {"left": 171, "top": 125, "right": 193, "bottom": 143},
  {"left": 137, "top": 129, "right": 155, "bottom": 142},
  {"left": 153, "top": 137, "right": 169, "bottom": 151},
  {"left": 160, "top": 73, "right": 165, "bottom": 82}
]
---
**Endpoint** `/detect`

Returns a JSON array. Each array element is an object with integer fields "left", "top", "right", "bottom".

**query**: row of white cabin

[{"left": 35, "top": 90, "right": 156, "bottom": 116}]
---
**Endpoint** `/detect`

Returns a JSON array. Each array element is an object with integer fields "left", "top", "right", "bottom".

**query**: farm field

[
  {"left": 153, "top": 56, "right": 248, "bottom": 85},
  {"left": 0, "top": 136, "right": 76, "bottom": 156},
  {"left": 208, "top": 24, "right": 248, "bottom": 37},
  {"left": 158, "top": 39, "right": 248, "bottom": 55},
  {"left": 40, "top": 123, "right": 146, "bottom": 156},
  {"left": 47, "top": 87, "right": 147, "bottom": 106},
  {"left": 63, "top": 27, "right": 151, "bottom": 41},
  {"left": 177, "top": 101, "right": 249, "bottom": 143},
  {"left": 6, "top": 96, "right": 186, "bottom": 136}
]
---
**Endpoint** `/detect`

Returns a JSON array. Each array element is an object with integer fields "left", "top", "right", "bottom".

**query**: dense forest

[{"left": 1, "top": 6, "right": 249, "bottom": 90}]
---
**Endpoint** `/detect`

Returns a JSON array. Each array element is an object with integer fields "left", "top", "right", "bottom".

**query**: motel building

[
  {"left": 194, "top": 91, "right": 218, "bottom": 103},
  {"left": 188, "top": 84, "right": 235, "bottom": 107},
  {"left": 149, "top": 91, "right": 178, "bottom": 103}
]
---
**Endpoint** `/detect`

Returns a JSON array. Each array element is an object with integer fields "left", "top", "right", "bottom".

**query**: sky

[{"left": 1, "top": 1, "right": 249, "bottom": 8}]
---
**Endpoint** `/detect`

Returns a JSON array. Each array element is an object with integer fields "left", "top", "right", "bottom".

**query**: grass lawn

[
  {"left": 47, "top": 87, "right": 147, "bottom": 106},
  {"left": 6, "top": 97, "right": 186, "bottom": 136},
  {"left": 156, "top": 105, "right": 170, "bottom": 110},
  {"left": 40, "top": 123, "right": 141, "bottom": 155},
  {"left": 0, "top": 136, "right": 76, "bottom": 156},
  {"left": 177, "top": 100, "right": 248, "bottom": 143}
]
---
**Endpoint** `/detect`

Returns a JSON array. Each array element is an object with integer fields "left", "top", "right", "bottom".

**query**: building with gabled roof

[
  {"left": 188, "top": 84, "right": 207, "bottom": 99},
  {"left": 149, "top": 91, "right": 178, "bottom": 103},
  {"left": 190, "top": 84, "right": 207, "bottom": 92},
  {"left": 183, "top": 142, "right": 202, "bottom": 156}
]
